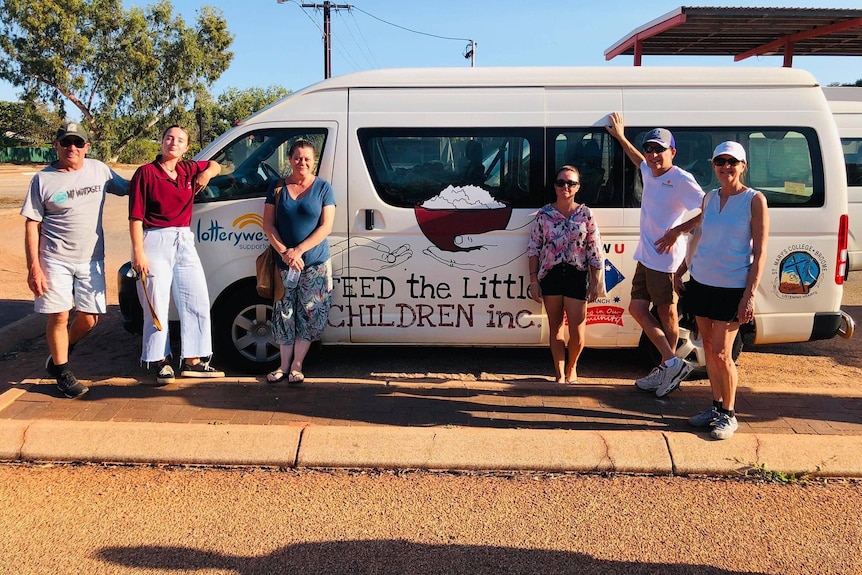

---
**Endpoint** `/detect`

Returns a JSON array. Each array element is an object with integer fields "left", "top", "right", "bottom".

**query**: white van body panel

[
  {"left": 824, "top": 86, "right": 862, "bottom": 272},
  {"left": 181, "top": 67, "right": 849, "bottom": 369}
]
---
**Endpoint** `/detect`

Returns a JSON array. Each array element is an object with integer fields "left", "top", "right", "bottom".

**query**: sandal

[
  {"left": 288, "top": 370, "right": 304, "bottom": 385},
  {"left": 266, "top": 369, "right": 286, "bottom": 383}
]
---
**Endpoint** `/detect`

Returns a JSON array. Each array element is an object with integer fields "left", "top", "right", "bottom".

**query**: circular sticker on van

[{"left": 776, "top": 250, "right": 821, "bottom": 295}]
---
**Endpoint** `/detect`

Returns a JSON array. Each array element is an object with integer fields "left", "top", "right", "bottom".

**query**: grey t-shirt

[{"left": 20, "top": 158, "right": 128, "bottom": 263}]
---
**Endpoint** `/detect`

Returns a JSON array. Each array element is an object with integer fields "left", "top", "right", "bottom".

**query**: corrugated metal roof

[{"left": 606, "top": 7, "right": 862, "bottom": 64}]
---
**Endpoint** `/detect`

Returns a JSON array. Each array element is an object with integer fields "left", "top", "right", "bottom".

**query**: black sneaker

[
  {"left": 57, "top": 370, "right": 88, "bottom": 399},
  {"left": 180, "top": 361, "right": 224, "bottom": 378},
  {"left": 156, "top": 363, "right": 175, "bottom": 385}
]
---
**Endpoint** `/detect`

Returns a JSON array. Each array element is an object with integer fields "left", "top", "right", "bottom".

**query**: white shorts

[{"left": 35, "top": 256, "right": 107, "bottom": 315}]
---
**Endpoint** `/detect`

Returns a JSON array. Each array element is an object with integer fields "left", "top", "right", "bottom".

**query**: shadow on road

[{"left": 97, "top": 540, "right": 769, "bottom": 575}]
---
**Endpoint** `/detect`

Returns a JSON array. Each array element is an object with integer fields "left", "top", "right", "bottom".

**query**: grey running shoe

[
  {"left": 180, "top": 361, "right": 224, "bottom": 378},
  {"left": 156, "top": 363, "right": 175, "bottom": 385},
  {"left": 635, "top": 366, "right": 663, "bottom": 391},
  {"left": 689, "top": 406, "right": 720, "bottom": 428},
  {"left": 711, "top": 412, "right": 739, "bottom": 440},
  {"left": 57, "top": 370, "right": 88, "bottom": 399},
  {"left": 655, "top": 360, "right": 693, "bottom": 397}
]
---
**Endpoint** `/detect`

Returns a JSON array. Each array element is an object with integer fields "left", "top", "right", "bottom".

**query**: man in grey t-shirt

[{"left": 20, "top": 122, "right": 127, "bottom": 398}]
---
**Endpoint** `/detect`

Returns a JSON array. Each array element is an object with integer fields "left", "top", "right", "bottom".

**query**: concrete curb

[
  {"left": 3, "top": 419, "right": 861, "bottom": 477},
  {"left": 0, "top": 313, "right": 42, "bottom": 356}
]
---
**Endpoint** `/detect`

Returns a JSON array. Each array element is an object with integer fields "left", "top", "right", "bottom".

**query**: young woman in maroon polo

[{"left": 129, "top": 125, "right": 224, "bottom": 384}]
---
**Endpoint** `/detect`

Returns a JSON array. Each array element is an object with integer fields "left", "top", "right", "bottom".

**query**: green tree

[
  {"left": 0, "top": 99, "right": 62, "bottom": 145},
  {"left": 0, "top": 0, "right": 234, "bottom": 161},
  {"left": 208, "top": 85, "right": 291, "bottom": 142}
]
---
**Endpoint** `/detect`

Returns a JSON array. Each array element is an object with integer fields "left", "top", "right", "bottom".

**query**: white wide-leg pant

[{"left": 137, "top": 227, "right": 213, "bottom": 364}]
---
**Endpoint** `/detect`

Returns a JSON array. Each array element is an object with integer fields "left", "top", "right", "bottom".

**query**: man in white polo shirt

[
  {"left": 21, "top": 122, "right": 128, "bottom": 398},
  {"left": 606, "top": 113, "right": 705, "bottom": 397}
]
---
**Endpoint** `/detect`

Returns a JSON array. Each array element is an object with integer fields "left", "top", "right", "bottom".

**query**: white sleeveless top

[{"left": 690, "top": 188, "right": 757, "bottom": 289}]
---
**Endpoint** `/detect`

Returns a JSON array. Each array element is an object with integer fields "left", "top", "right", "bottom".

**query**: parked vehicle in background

[
  {"left": 119, "top": 67, "right": 854, "bottom": 373},
  {"left": 824, "top": 86, "right": 862, "bottom": 272}
]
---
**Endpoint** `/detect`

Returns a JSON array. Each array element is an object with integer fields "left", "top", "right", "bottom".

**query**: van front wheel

[{"left": 212, "top": 279, "right": 280, "bottom": 374}]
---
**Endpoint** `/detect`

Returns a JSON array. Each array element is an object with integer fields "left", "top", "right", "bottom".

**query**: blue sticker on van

[{"left": 778, "top": 251, "right": 821, "bottom": 294}]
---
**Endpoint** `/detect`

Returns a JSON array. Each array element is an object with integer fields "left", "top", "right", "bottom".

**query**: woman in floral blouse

[{"left": 527, "top": 165, "right": 604, "bottom": 383}]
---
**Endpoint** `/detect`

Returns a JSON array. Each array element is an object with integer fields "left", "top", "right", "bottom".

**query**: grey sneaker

[
  {"left": 57, "top": 370, "right": 88, "bottom": 399},
  {"left": 180, "top": 361, "right": 224, "bottom": 378},
  {"left": 655, "top": 360, "right": 693, "bottom": 397},
  {"left": 689, "top": 406, "right": 720, "bottom": 428},
  {"left": 156, "top": 363, "right": 175, "bottom": 385},
  {"left": 711, "top": 412, "right": 739, "bottom": 440},
  {"left": 45, "top": 355, "right": 60, "bottom": 377},
  {"left": 635, "top": 366, "right": 663, "bottom": 391}
]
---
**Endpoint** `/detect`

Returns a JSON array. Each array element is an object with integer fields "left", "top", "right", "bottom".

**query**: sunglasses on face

[
  {"left": 554, "top": 179, "right": 580, "bottom": 188},
  {"left": 59, "top": 138, "right": 87, "bottom": 149},
  {"left": 642, "top": 144, "right": 668, "bottom": 154},
  {"left": 712, "top": 157, "right": 742, "bottom": 167}
]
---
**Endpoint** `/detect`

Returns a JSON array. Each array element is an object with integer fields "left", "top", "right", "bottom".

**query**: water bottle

[{"left": 286, "top": 267, "right": 300, "bottom": 289}]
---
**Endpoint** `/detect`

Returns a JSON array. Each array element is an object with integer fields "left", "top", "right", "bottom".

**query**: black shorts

[
  {"left": 686, "top": 277, "right": 745, "bottom": 322},
  {"left": 539, "top": 263, "right": 588, "bottom": 300}
]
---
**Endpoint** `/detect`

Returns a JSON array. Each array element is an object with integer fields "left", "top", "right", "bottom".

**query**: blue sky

[{"left": 1, "top": 0, "right": 860, "bottom": 104}]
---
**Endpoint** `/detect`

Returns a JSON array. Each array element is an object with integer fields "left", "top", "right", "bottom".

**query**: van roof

[
  {"left": 823, "top": 86, "right": 862, "bottom": 114},
  {"left": 290, "top": 66, "right": 819, "bottom": 93}
]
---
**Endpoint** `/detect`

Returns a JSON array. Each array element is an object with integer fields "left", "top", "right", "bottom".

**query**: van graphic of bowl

[{"left": 414, "top": 205, "right": 512, "bottom": 252}]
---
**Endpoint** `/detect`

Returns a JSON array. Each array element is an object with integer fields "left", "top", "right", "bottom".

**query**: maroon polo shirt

[{"left": 129, "top": 157, "right": 209, "bottom": 229}]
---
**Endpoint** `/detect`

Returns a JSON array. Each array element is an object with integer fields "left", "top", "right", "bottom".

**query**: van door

[{"left": 338, "top": 87, "right": 546, "bottom": 345}]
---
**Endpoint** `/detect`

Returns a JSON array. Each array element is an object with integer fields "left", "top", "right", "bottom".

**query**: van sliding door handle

[{"left": 365, "top": 209, "right": 374, "bottom": 230}]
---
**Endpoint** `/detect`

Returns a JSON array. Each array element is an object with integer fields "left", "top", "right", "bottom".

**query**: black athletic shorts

[{"left": 539, "top": 263, "right": 588, "bottom": 300}]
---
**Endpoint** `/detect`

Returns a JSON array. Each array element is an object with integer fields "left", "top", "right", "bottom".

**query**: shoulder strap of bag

[{"left": 272, "top": 178, "right": 285, "bottom": 225}]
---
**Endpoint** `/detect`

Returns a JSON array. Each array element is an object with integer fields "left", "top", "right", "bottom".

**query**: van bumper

[{"left": 811, "top": 310, "right": 855, "bottom": 341}]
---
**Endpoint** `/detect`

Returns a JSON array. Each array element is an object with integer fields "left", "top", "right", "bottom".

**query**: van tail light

[{"left": 836, "top": 214, "right": 849, "bottom": 285}]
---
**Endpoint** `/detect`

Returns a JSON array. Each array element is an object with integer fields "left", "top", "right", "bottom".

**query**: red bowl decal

[{"left": 414, "top": 206, "right": 512, "bottom": 252}]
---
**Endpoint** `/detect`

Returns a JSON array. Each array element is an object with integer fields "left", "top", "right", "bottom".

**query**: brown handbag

[{"left": 255, "top": 179, "right": 285, "bottom": 301}]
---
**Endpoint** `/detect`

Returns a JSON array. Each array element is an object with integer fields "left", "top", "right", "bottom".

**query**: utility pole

[{"left": 277, "top": 1, "right": 351, "bottom": 79}]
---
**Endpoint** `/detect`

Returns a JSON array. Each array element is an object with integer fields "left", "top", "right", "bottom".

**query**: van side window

[
  {"left": 551, "top": 130, "right": 622, "bottom": 207},
  {"left": 840, "top": 137, "right": 862, "bottom": 186},
  {"left": 359, "top": 128, "right": 545, "bottom": 208},
  {"left": 197, "top": 129, "right": 328, "bottom": 202},
  {"left": 622, "top": 127, "right": 824, "bottom": 208}
]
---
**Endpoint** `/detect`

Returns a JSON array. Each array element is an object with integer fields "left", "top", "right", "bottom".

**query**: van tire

[{"left": 211, "top": 279, "right": 280, "bottom": 374}]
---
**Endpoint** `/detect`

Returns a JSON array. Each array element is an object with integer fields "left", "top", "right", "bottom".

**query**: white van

[
  {"left": 824, "top": 86, "right": 862, "bottom": 272},
  {"left": 120, "top": 67, "right": 854, "bottom": 372}
]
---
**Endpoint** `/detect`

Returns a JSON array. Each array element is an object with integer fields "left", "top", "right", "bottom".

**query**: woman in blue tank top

[{"left": 681, "top": 141, "right": 769, "bottom": 440}]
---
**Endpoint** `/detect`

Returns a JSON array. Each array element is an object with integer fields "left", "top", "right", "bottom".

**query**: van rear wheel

[{"left": 212, "top": 279, "right": 280, "bottom": 374}]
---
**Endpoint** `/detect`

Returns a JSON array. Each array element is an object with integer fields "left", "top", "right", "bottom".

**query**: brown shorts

[{"left": 630, "top": 262, "right": 678, "bottom": 306}]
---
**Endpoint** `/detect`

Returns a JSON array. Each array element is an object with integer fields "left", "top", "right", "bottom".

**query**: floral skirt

[{"left": 271, "top": 259, "right": 333, "bottom": 344}]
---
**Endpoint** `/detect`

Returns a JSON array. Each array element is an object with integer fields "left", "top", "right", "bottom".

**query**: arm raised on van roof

[{"left": 605, "top": 112, "right": 645, "bottom": 167}]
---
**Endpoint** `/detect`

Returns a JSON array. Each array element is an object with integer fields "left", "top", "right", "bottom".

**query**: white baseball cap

[{"left": 712, "top": 141, "right": 746, "bottom": 163}]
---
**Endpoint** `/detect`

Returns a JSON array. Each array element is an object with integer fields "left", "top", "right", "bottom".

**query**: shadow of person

[{"left": 97, "top": 539, "right": 767, "bottom": 574}]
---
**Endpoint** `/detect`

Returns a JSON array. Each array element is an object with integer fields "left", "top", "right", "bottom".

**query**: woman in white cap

[{"left": 679, "top": 141, "right": 769, "bottom": 439}]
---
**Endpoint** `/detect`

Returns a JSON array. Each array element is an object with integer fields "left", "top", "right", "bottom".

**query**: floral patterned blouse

[{"left": 526, "top": 203, "right": 603, "bottom": 282}]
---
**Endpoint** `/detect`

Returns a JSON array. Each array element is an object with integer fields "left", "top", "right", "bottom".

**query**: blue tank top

[{"left": 690, "top": 188, "right": 757, "bottom": 289}]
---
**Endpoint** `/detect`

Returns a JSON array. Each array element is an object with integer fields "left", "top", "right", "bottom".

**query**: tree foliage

[
  {"left": 0, "top": 99, "right": 62, "bottom": 145},
  {"left": 0, "top": 0, "right": 233, "bottom": 161}
]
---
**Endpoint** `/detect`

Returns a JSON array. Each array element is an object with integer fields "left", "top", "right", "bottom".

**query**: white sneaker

[
  {"left": 689, "top": 406, "right": 720, "bottom": 428},
  {"left": 655, "top": 359, "right": 693, "bottom": 397},
  {"left": 635, "top": 366, "right": 663, "bottom": 391},
  {"left": 711, "top": 412, "right": 739, "bottom": 440},
  {"left": 156, "top": 363, "right": 175, "bottom": 385}
]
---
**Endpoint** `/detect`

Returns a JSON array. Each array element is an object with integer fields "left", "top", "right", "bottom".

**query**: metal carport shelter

[{"left": 605, "top": 6, "right": 862, "bottom": 67}]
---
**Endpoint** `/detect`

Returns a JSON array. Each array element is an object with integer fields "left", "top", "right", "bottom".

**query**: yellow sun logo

[{"left": 233, "top": 213, "right": 264, "bottom": 229}]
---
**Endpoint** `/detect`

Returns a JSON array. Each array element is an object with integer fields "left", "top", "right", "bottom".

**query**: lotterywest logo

[{"left": 195, "top": 214, "right": 268, "bottom": 251}]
